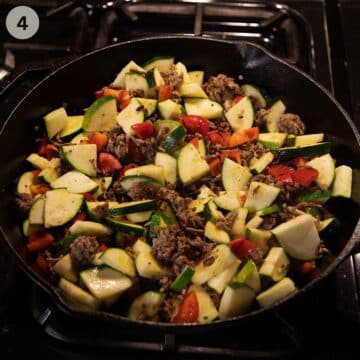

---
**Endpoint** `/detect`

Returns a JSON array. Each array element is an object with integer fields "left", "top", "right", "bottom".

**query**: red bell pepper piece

[
  {"left": 291, "top": 167, "right": 319, "bottom": 187},
  {"left": 38, "top": 142, "right": 59, "bottom": 160},
  {"left": 98, "top": 152, "right": 122, "bottom": 174},
  {"left": 206, "top": 130, "right": 229, "bottom": 146},
  {"left": 209, "top": 158, "right": 222, "bottom": 176},
  {"left": 131, "top": 121, "right": 154, "bottom": 139},
  {"left": 88, "top": 132, "right": 108, "bottom": 152},
  {"left": 31, "top": 184, "right": 50, "bottom": 195},
  {"left": 228, "top": 127, "right": 259, "bottom": 147},
  {"left": 219, "top": 149, "right": 241, "bottom": 164},
  {"left": 97, "top": 243, "right": 108, "bottom": 253},
  {"left": 182, "top": 115, "right": 209, "bottom": 136},
  {"left": 191, "top": 137, "right": 200, "bottom": 149},
  {"left": 35, "top": 254, "right": 49, "bottom": 273},
  {"left": 27, "top": 232, "right": 55, "bottom": 253},
  {"left": 267, "top": 164, "right": 293, "bottom": 178},
  {"left": 231, "top": 95, "right": 244, "bottom": 107},
  {"left": 119, "top": 163, "right": 138, "bottom": 179},
  {"left": 293, "top": 157, "right": 308, "bottom": 168},
  {"left": 96, "top": 87, "right": 131, "bottom": 110},
  {"left": 72, "top": 211, "right": 87, "bottom": 224},
  {"left": 230, "top": 238, "right": 257, "bottom": 259},
  {"left": 173, "top": 291, "right": 199, "bottom": 323},
  {"left": 158, "top": 84, "right": 173, "bottom": 101},
  {"left": 276, "top": 172, "right": 294, "bottom": 184}
]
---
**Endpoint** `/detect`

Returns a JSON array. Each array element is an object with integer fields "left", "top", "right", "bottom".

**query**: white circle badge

[{"left": 6, "top": 6, "right": 40, "bottom": 40}]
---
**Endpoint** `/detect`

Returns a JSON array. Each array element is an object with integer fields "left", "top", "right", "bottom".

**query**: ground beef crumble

[
  {"left": 70, "top": 236, "right": 99, "bottom": 268},
  {"left": 215, "top": 211, "right": 237, "bottom": 233},
  {"left": 278, "top": 113, "right": 306, "bottom": 135},
  {"left": 106, "top": 129, "right": 128, "bottom": 160},
  {"left": 132, "top": 137, "right": 157, "bottom": 164},
  {"left": 129, "top": 183, "right": 159, "bottom": 200},
  {"left": 16, "top": 193, "right": 33, "bottom": 213},
  {"left": 203, "top": 74, "right": 243, "bottom": 104},
  {"left": 239, "top": 142, "right": 269, "bottom": 166},
  {"left": 161, "top": 64, "right": 184, "bottom": 89}
]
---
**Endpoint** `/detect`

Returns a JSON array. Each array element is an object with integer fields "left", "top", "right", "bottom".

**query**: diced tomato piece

[
  {"left": 98, "top": 152, "right": 122, "bottom": 174},
  {"left": 191, "top": 137, "right": 200, "bottom": 149},
  {"left": 276, "top": 172, "right": 294, "bottom": 184},
  {"left": 32, "top": 170, "right": 41, "bottom": 184},
  {"left": 231, "top": 95, "right": 244, "bottom": 107},
  {"left": 228, "top": 127, "right": 259, "bottom": 148},
  {"left": 83, "top": 192, "right": 96, "bottom": 201},
  {"left": 35, "top": 254, "right": 49, "bottom": 273},
  {"left": 88, "top": 132, "right": 108, "bottom": 152},
  {"left": 38, "top": 141, "right": 58, "bottom": 160},
  {"left": 293, "top": 157, "right": 308, "bottom": 168},
  {"left": 219, "top": 149, "right": 241, "bottom": 164},
  {"left": 119, "top": 163, "right": 138, "bottom": 179},
  {"left": 158, "top": 84, "right": 173, "bottom": 101},
  {"left": 291, "top": 167, "right": 319, "bottom": 187},
  {"left": 96, "top": 87, "right": 131, "bottom": 110},
  {"left": 132, "top": 121, "right": 154, "bottom": 139},
  {"left": 31, "top": 184, "right": 50, "bottom": 195},
  {"left": 97, "top": 243, "right": 108, "bottom": 253},
  {"left": 173, "top": 291, "right": 199, "bottom": 324},
  {"left": 182, "top": 115, "right": 209, "bottom": 136},
  {"left": 267, "top": 164, "right": 293, "bottom": 178},
  {"left": 209, "top": 158, "right": 222, "bottom": 176},
  {"left": 72, "top": 211, "right": 87, "bottom": 224},
  {"left": 27, "top": 232, "right": 55, "bottom": 253},
  {"left": 230, "top": 238, "right": 257, "bottom": 259},
  {"left": 206, "top": 130, "right": 231, "bottom": 147}
]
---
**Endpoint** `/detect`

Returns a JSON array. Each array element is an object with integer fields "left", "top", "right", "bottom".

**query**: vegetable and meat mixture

[{"left": 15, "top": 56, "right": 353, "bottom": 323}]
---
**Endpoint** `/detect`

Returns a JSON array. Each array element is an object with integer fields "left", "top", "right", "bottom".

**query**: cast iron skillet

[{"left": 0, "top": 36, "right": 359, "bottom": 334}]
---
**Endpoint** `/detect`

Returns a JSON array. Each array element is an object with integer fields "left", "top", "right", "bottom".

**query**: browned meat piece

[
  {"left": 206, "top": 287, "right": 221, "bottom": 308},
  {"left": 203, "top": 74, "right": 243, "bottom": 103},
  {"left": 276, "top": 181, "right": 302, "bottom": 204},
  {"left": 106, "top": 129, "right": 128, "bottom": 160},
  {"left": 112, "top": 179, "right": 127, "bottom": 196},
  {"left": 128, "top": 89, "right": 145, "bottom": 98},
  {"left": 247, "top": 247, "right": 265, "bottom": 266},
  {"left": 129, "top": 183, "right": 159, "bottom": 200},
  {"left": 215, "top": 211, "right": 237, "bottom": 233},
  {"left": 278, "top": 113, "right": 306, "bottom": 135},
  {"left": 255, "top": 108, "right": 269, "bottom": 127},
  {"left": 251, "top": 174, "right": 275, "bottom": 185},
  {"left": 90, "top": 202, "right": 109, "bottom": 219},
  {"left": 152, "top": 225, "right": 213, "bottom": 275},
  {"left": 208, "top": 116, "right": 232, "bottom": 133},
  {"left": 98, "top": 188, "right": 117, "bottom": 201},
  {"left": 159, "top": 276, "right": 173, "bottom": 293},
  {"left": 157, "top": 188, "right": 205, "bottom": 229},
  {"left": 16, "top": 193, "right": 33, "bottom": 214},
  {"left": 158, "top": 293, "right": 183, "bottom": 322},
  {"left": 197, "top": 174, "right": 223, "bottom": 193},
  {"left": 260, "top": 214, "right": 278, "bottom": 230},
  {"left": 239, "top": 142, "right": 269, "bottom": 167},
  {"left": 70, "top": 236, "right": 99, "bottom": 267},
  {"left": 132, "top": 137, "right": 157, "bottom": 164},
  {"left": 161, "top": 65, "right": 183, "bottom": 89}
]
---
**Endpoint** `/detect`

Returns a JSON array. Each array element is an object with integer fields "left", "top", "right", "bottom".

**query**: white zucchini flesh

[
  {"left": 188, "top": 70, "right": 204, "bottom": 85},
  {"left": 29, "top": 196, "right": 45, "bottom": 225},
  {"left": 177, "top": 143, "right": 209, "bottom": 186},
  {"left": 204, "top": 221, "right": 230, "bottom": 244},
  {"left": 143, "top": 56, "right": 174, "bottom": 73},
  {"left": 258, "top": 132, "right": 287, "bottom": 150},
  {"left": 44, "top": 189, "right": 83, "bottom": 228},
  {"left": 116, "top": 98, "right": 145, "bottom": 136},
  {"left": 192, "top": 245, "right": 237, "bottom": 285},
  {"left": 225, "top": 96, "right": 254, "bottom": 131},
  {"left": 241, "top": 84, "right": 267, "bottom": 108},
  {"left": 155, "top": 152, "right": 177, "bottom": 186},
  {"left": 50, "top": 170, "right": 98, "bottom": 193},
  {"left": 214, "top": 191, "right": 246, "bottom": 211},
  {"left": 128, "top": 291, "right": 165, "bottom": 321},
  {"left": 135, "top": 98, "right": 158, "bottom": 117},
  {"left": 80, "top": 266, "right": 132, "bottom": 303},
  {"left": 245, "top": 227, "right": 271, "bottom": 252},
  {"left": 307, "top": 153, "right": 335, "bottom": 190},
  {"left": 179, "top": 82, "right": 208, "bottom": 98},
  {"left": 125, "top": 164, "right": 165, "bottom": 184},
  {"left": 157, "top": 99, "right": 184, "bottom": 120},
  {"left": 244, "top": 181, "right": 280, "bottom": 212},
  {"left": 295, "top": 133, "right": 324, "bottom": 146},
  {"left": 332, "top": 165, "right": 352, "bottom": 198},
  {"left": 175, "top": 62, "right": 191, "bottom": 83},
  {"left": 265, "top": 100, "right": 286, "bottom": 132},
  {"left": 235, "top": 259, "right": 261, "bottom": 293},
  {"left": 231, "top": 208, "right": 249, "bottom": 237},
  {"left": 245, "top": 215, "right": 263, "bottom": 229},
  {"left": 126, "top": 211, "right": 153, "bottom": 223},
  {"left": 256, "top": 277, "right": 297, "bottom": 308},
  {"left": 69, "top": 220, "right": 113, "bottom": 237},
  {"left": 208, "top": 259, "right": 241, "bottom": 294},
  {"left": 59, "top": 115, "right": 83, "bottom": 138},
  {"left": 53, "top": 254, "right": 78, "bottom": 283},
  {"left": 44, "top": 107, "right": 67, "bottom": 139},
  {"left": 59, "top": 278, "right": 99, "bottom": 311},
  {"left": 83, "top": 96, "right": 118, "bottom": 132},
  {"left": 61, "top": 144, "right": 97, "bottom": 177},
  {"left": 222, "top": 158, "right": 251, "bottom": 191},
  {"left": 112, "top": 60, "right": 145, "bottom": 88},
  {"left": 125, "top": 72, "right": 149, "bottom": 95},
  {"left": 271, "top": 214, "right": 321, "bottom": 260},
  {"left": 39, "top": 167, "right": 61, "bottom": 184},
  {"left": 184, "top": 98, "right": 223, "bottom": 119},
  {"left": 250, "top": 152, "right": 274, "bottom": 175},
  {"left": 219, "top": 285, "right": 255, "bottom": 320},
  {"left": 17, "top": 171, "right": 35, "bottom": 195},
  {"left": 192, "top": 286, "right": 219, "bottom": 323},
  {"left": 259, "top": 247, "right": 290, "bottom": 282},
  {"left": 26, "top": 153, "right": 52, "bottom": 170},
  {"left": 100, "top": 248, "right": 136, "bottom": 277},
  {"left": 135, "top": 251, "right": 169, "bottom": 279}
]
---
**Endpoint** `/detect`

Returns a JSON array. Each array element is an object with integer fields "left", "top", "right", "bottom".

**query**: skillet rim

[{"left": 1, "top": 35, "right": 359, "bottom": 331}]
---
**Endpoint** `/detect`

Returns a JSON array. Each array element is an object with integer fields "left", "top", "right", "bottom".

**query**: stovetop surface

[{"left": 0, "top": 0, "right": 359, "bottom": 358}]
